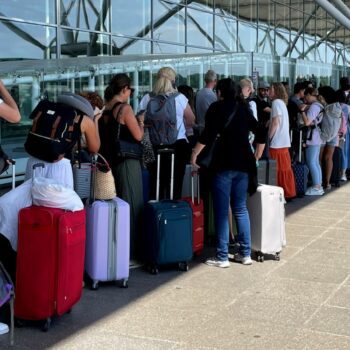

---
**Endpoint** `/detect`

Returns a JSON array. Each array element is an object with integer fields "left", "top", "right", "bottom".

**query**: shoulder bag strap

[
  {"left": 113, "top": 103, "right": 127, "bottom": 142},
  {"left": 223, "top": 103, "right": 239, "bottom": 130}
]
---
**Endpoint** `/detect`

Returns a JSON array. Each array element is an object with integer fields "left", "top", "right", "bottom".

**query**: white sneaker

[
  {"left": 234, "top": 254, "right": 253, "bottom": 265},
  {"left": 0, "top": 322, "right": 9, "bottom": 335},
  {"left": 205, "top": 257, "right": 230, "bottom": 268},
  {"left": 341, "top": 175, "right": 347, "bottom": 182},
  {"left": 305, "top": 187, "right": 324, "bottom": 196}
]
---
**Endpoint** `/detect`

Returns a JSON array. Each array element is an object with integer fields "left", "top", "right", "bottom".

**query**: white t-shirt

[
  {"left": 139, "top": 92, "right": 188, "bottom": 141},
  {"left": 269, "top": 99, "right": 291, "bottom": 148},
  {"left": 249, "top": 100, "right": 258, "bottom": 120}
]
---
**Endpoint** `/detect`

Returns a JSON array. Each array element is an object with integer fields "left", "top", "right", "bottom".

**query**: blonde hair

[
  {"left": 152, "top": 67, "right": 177, "bottom": 95},
  {"left": 240, "top": 78, "right": 254, "bottom": 91},
  {"left": 272, "top": 82, "right": 288, "bottom": 105}
]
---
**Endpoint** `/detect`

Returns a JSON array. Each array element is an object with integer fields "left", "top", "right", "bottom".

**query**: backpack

[
  {"left": 25, "top": 99, "right": 85, "bottom": 162},
  {"left": 145, "top": 92, "right": 180, "bottom": 145},
  {"left": 315, "top": 102, "right": 342, "bottom": 142}
]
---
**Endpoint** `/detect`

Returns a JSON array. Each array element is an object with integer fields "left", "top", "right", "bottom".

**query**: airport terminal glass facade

[{"left": 0, "top": 0, "right": 350, "bottom": 179}]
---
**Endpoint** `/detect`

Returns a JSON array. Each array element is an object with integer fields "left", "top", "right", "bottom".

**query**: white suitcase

[{"left": 247, "top": 184, "right": 286, "bottom": 262}]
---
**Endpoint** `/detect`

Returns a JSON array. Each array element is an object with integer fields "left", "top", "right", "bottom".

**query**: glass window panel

[
  {"left": 60, "top": 29, "right": 110, "bottom": 57},
  {"left": 188, "top": 1, "right": 214, "bottom": 12},
  {"left": 303, "top": 0, "right": 315, "bottom": 16},
  {"left": 290, "top": 10, "right": 303, "bottom": 33},
  {"left": 315, "top": 25, "right": 327, "bottom": 63},
  {"left": 0, "top": 0, "right": 55, "bottom": 24},
  {"left": 214, "top": 15, "right": 237, "bottom": 52},
  {"left": 274, "top": 3, "right": 289, "bottom": 32},
  {"left": 258, "top": 1, "right": 273, "bottom": 27},
  {"left": 112, "top": 37, "right": 151, "bottom": 55},
  {"left": 258, "top": 26, "right": 273, "bottom": 55},
  {"left": 111, "top": 0, "right": 150, "bottom": 39},
  {"left": 290, "top": 33, "right": 304, "bottom": 59},
  {"left": 238, "top": 1, "right": 257, "bottom": 22},
  {"left": 0, "top": 81, "right": 34, "bottom": 148},
  {"left": 60, "top": 0, "right": 109, "bottom": 32},
  {"left": 215, "top": 0, "right": 237, "bottom": 16},
  {"left": 187, "top": 8, "right": 213, "bottom": 48},
  {"left": 326, "top": 43, "right": 335, "bottom": 64},
  {"left": 0, "top": 21, "right": 56, "bottom": 60},
  {"left": 238, "top": 21, "right": 257, "bottom": 52},
  {"left": 304, "top": 15, "right": 315, "bottom": 38},
  {"left": 304, "top": 37, "right": 316, "bottom": 61},
  {"left": 153, "top": 42, "right": 185, "bottom": 54},
  {"left": 345, "top": 48, "right": 350, "bottom": 66},
  {"left": 274, "top": 29, "right": 289, "bottom": 57},
  {"left": 153, "top": 3, "right": 185, "bottom": 45},
  {"left": 186, "top": 46, "right": 213, "bottom": 54},
  {"left": 336, "top": 47, "right": 345, "bottom": 66}
]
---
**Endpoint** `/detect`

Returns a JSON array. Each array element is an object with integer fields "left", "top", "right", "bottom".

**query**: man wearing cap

[
  {"left": 195, "top": 70, "right": 217, "bottom": 135},
  {"left": 252, "top": 81, "right": 271, "bottom": 127}
]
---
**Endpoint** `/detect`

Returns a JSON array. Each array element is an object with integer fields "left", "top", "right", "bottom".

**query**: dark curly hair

[{"left": 78, "top": 91, "right": 103, "bottom": 110}]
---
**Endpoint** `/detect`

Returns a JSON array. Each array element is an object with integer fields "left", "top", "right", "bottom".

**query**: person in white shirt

[
  {"left": 240, "top": 78, "right": 258, "bottom": 119},
  {"left": 268, "top": 82, "right": 296, "bottom": 200}
]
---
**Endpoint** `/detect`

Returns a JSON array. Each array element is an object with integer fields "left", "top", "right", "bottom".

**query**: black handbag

[
  {"left": 116, "top": 123, "right": 143, "bottom": 160},
  {"left": 197, "top": 105, "right": 238, "bottom": 170}
]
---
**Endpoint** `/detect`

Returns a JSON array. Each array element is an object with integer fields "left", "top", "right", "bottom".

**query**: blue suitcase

[
  {"left": 292, "top": 130, "right": 308, "bottom": 196},
  {"left": 143, "top": 149, "right": 193, "bottom": 274}
]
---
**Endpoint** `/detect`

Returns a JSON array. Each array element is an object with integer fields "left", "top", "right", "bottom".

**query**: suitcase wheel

[
  {"left": 178, "top": 262, "right": 189, "bottom": 272},
  {"left": 150, "top": 266, "right": 159, "bottom": 275},
  {"left": 91, "top": 280, "right": 99, "bottom": 290},
  {"left": 274, "top": 252, "right": 281, "bottom": 261},
  {"left": 120, "top": 279, "right": 128, "bottom": 288},
  {"left": 42, "top": 318, "right": 51, "bottom": 332},
  {"left": 14, "top": 318, "right": 25, "bottom": 328},
  {"left": 256, "top": 253, "right": 264, "bottom": 263}
]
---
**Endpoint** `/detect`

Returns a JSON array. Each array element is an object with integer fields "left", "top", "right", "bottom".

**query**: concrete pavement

[{"left": 2, "top": 183, "right": 350, "bottom": 349}]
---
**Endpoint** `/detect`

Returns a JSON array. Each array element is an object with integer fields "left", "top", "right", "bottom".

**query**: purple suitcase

[{"left": 85, "top": 197, "right": 130, "bottom": 289}]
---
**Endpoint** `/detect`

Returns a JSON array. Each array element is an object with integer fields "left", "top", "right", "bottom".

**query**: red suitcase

[
  {"left": 182, "top": 169, "right": 204, "bottom": 255},
  {"left": 15, "top": 206, "right": 86, "bottom": 331}
]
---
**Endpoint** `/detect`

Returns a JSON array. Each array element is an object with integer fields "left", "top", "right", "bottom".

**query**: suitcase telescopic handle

[
  {"left": 156, "top": 148, "right": 175, "bottom": 201},
  {"left": 191, "top": 169, "right": 200, "bottom": 205},
  {"left": 32, "top": 162, "right": 45, "bottom": 180},
  {"left": 298, "top": 130, "right": 302, "bottom": 163},
  {"left": 7, "top": 159, "right": 16, "bottom": 190}
]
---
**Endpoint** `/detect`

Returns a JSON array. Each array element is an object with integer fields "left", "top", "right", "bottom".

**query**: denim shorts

[{"left": 325, "top": 135, "right": 338, "bottom": 147}]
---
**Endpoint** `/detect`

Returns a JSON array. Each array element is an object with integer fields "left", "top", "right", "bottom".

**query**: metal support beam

[{"left": 314, "top": 0, "right": 350, "bottom": 31}]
